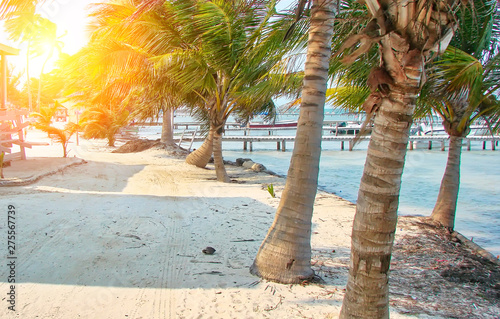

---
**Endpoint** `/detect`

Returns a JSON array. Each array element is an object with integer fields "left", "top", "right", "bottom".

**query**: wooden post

[
  {"left": 249, "top": 141, "right": 253, "bottom": 152},
  {"left": 466, "top": 139, "right": 471, "bottom": 151},
  {"left": 243, "top": 130, "right": 247, "bottom": 150},
  {"left": 0, "top": 44, "right": 19, "bottom": 110},
  {"left": 276, "top": 141, "right": 280, "bottom": 150},
  {"left": 178, "top": 129, "right": 186, "bottom": 147},
  {"left": 492, "top": 140, "right": 496, "bottom": 151},
  {"left": 441, "top": 140, "right": 445, "bottom": 151},
  {"left": 187, "top": 128, "right": 198, "bottom": 152},
  {"left": 349, "top": 140, "right": 353, "bottom": 151},
  {"left": 428, "top": 141, "right": 432, "bottom": 150},
  {"left": 409, "top": 141, "right": 414, "bottom": 150},
  {"left": 483, "top": 141, "right": 486, "bottom": 150},
  {"left": 341, "top": 141, "right": 344, "bottom": 150},
  {"left": 281, "top": 140, "right": 286, "bottom": 152},
  {"left": 15, "top": 114, "right": 26, "bottom": 160}
]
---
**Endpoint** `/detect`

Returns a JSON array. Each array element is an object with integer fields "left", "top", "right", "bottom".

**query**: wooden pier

[{"left": 175, "top": 134, "right": 499, "bottom": 152}]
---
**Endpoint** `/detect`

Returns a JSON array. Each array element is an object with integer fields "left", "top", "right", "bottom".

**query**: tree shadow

[{"left": 0, "top": 159, "right": 279, "bottom": 291}]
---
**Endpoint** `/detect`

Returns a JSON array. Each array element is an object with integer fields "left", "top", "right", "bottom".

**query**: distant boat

[
  {"left": 249, "top": 121, "right": 298, "bottom": 128},
  {"left": 420, "top": 123, "right": 491, "bottom": 136}
]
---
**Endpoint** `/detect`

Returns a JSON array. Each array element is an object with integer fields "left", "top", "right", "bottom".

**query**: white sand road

[{"left": 0, "top": 148, "right": 350, "bottom": 318}]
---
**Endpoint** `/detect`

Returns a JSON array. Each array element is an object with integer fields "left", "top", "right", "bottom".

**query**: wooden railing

[{"left": 0, "top": 109, "right": 32, "bottom": 162}]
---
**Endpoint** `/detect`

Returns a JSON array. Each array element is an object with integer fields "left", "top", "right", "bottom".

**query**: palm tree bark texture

[
  {"left": 161, "top": 106, "right": 175, "bottom": 145},
  {"left": 185, "top": 126, "right": 214, "bottom": 168},
  {"left": 431, "top": 134, "right": 463, "bottom": 229},
  {"left": 250, "top": 0, "right": 336, "bottom": 284},
  {"left": 340, "top": 1, "right": 461, "bottom": 317}
]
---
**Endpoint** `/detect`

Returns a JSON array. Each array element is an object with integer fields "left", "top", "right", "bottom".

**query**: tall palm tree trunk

[
  {"left": 161, "top": 106, "right": 174, "bottom": 145},
  {"left": 26, "top": 44, "right": 32, "bottom": 111},
  {"left": 431, "top": 135, "right": 462, "bottom": 229},
  {"left": 37, "top": 45, "right": 54, "bottom": 111},
  {"left": 213, "top": 126, "right": 230, "bottom": 183},
  {"left": 250, "top": 0, "right": 335, "bottom": 284},
  {"left": 185, "top": 125, "right": 214, "bottom": 168},
  {"left": 340, "top": 40, "right": 424, "bottom": 318},
  {"left": 107, "top": 132, "right": 116, "bottom": 147}
]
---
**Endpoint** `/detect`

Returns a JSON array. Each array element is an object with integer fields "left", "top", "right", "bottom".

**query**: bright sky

[
  {"left": 1, "top": 0, "right": 296, "bottom": 82},
  {"left": 0, "top": 0, "right": 99, "bottom": 78}
]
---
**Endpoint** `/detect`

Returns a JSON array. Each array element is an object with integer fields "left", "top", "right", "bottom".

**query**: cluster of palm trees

[
  {"left": 3, "top": 3, "right": 65, "bottom": 111},
  {"left": 2, "top": 0, "right": 500, "bottom": 317}
]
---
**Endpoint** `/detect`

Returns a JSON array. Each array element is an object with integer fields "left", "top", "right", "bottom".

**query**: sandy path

[{"left": 0, "top": 144, "right": 498, "bottom": 318}]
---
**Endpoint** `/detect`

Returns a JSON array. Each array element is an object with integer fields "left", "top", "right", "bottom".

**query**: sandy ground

[{"left": 0, "top": 131, "right": 498, "bottom": 318}]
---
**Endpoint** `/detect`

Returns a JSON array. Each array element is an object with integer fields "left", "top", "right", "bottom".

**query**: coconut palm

[
  {"left": 62, "top": 8, "right": 201, "bottom": 148},
  {"left": 166, "top": 0, "right": 305, "bottom": 182},
  {"left": 90, "top": 0, "right": 307, "bottom": 182},
  {"left": 30, "top": 103, "right": 57, "bottom": 128},
  {"left": 78, "top": 104, "right": 130, "bottom": 147},
  {"left": 36, "top": 122, "right": 79, "bottom": 157},
  {"left": 425, "top": 48, "right": 500, "bottom": 228},
  {"left": 30, "top": 17, "right": 65, "bottom": 111},
  {"left": 337, "top": 1, "right": 463, "bottom": 317},
  {"left": 427, "top": 0, "right": 500, "bottom": 229},
  {"left": 3, "top": 7, "right": 40, "bottom": 110},
  {"left": 0, "top": 0, "right": 38, "bottom": 18},
  {"left": 5, "top": 64, "right": 23, "bottom": 108},
  {"left": 325, "top": 1, "right": 500, "bottom": 233},
  {"left": 250, "top": 0, "right": 336, "bottom": 284}
]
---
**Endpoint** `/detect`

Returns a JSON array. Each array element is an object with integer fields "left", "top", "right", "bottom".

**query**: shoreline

[
  {"left": 0, "top": 136, "right": 498, "bottom": 318},
  {"left": 226, "top": 156, "right": 500, "bottom": 266},
  {"left": 220, "top": 148, "right": 500, "bottom": 258},
  {"left": 5, "top": 134, "right": 499, "bottom": 264}
]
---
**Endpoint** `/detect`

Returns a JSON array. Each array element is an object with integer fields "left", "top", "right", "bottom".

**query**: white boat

[{"left": 418, "top": 123, "right": 492, "bottom": 136}]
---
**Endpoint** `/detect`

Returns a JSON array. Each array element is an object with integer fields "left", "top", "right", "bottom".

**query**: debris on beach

[
  {"left": 202, "top": 246, "right": 216, "bottom": 255},
  {"left": 112, "top": 139, "right": 189, "bottom": 157}
]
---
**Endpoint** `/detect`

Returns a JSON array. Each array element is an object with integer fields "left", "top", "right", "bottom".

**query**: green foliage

[
  {"left": 30, "top": 104, "right": 58, "bottom": 127},
  {"left": 36, "top": 123, "right": 79, "bottom": 157},
  {"left": 5, "top": 64, "right": 24, "bottom": 109},
  {"left": 69, "top": 0, "right": 308, "bottom": 148},
  {"left": 79, "top": 106, "right": 130, "bottom": 147},
  {"left": 267, "top": 184, "right": 276, "bottom": 198},
  {"left": 451, "top": 0, "right": 500, "bottom": 59}
]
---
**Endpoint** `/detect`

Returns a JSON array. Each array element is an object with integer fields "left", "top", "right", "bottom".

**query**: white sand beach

[{"left": 0, "top": 131, "right": 498, "bottom": 318}]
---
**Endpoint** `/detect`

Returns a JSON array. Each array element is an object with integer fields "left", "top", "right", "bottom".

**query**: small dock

[{"left": 175, "top": 134, "right": 499, "bottom": 152}]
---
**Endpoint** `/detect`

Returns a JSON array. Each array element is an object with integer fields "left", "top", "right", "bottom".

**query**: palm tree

[
  {"left": 62, "top": 13, "right": 196, "bottom": 148},
  {"left": 3, "top": 7, "right": 40, "bottom": 110},
  {"left": 30, "top": 103, "right": 57, "bottom": 128},
  {"left": 324, "top": 1, "right": 500, "bottom": 232},
  {"left": 338, "top": 1, "right": 463, "bottom": 317},
  {"left": 427, "top": 0, "right": 500, "bottom": 229},
  {"left": 127, "top": 67, "right": 196, "bottom": 147},
  {"left": 424, "top": 49, "right": 500, "bottom": 228},
  {"left": 36, "top": 123, "right": 79, "bottom": 157},
  {"left": 250, "top": 0, "right": 336, "bottom": 284},
  {"left": 90, "top": 0, "right": 307, "bottom": 182},
  {"left": 5, "top": 64, "right": 23, "bottom": 108},
  {"left": 30, "top": 17, "right": 65, "bottom": 111},
  {"left": 78, "top": 104, "right": 130, "bottom": 147},
  {"left": 0, "top": 0, "right": 38, "bottom": 18}
]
